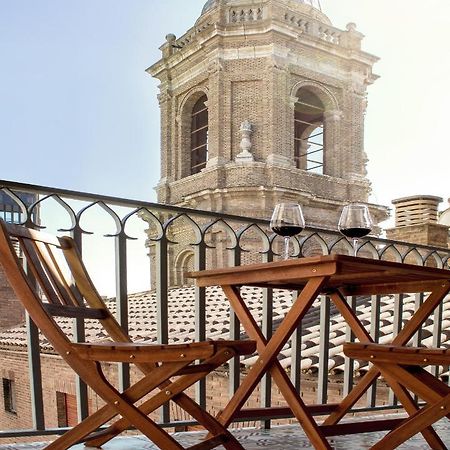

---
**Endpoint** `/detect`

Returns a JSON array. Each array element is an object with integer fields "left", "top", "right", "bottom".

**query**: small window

[
  {"left": 56, "top": 391, "right": 68, "bottom": 427},
  {"left": 56, "top": 391, "right": 78, "bottom": 427},
  {"left": 294, "top": 89, "right": 325, "bottom": 174},
  {"left": 190, "top": 95, "right": 208, "bottom": 174},
  {"left": 3, "top": 378, "right": 16, "bottom": 414}
]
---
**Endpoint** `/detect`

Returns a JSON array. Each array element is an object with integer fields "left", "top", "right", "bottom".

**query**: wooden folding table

[{"left": 189, "top": 254, "right": 450, "bottom": 449}]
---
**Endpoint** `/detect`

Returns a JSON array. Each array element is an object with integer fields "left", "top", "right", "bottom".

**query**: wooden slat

[
  {"left": 232, "top": 403, "right": 339, "bottom": 419},
  {"left": 44, "top": 304, "right": 107, "bottom": 320},
  {"left": 73, "top": 340, "right": 255, "bottom": 363},
  {"left": 20, "top": 238, "right": 62, "bottom": 305},
  {"left": 344, "top": 342, "right": 450, "bottom": 366},
  {"left": 4, "top": 222, "right": 62, "bottom": 247},
  {"left": 43, "top": 242, "right": 82, "bottom": 307}
]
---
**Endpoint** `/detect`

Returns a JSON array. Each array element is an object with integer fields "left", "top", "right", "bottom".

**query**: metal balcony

[{"left": 0, "top": 179, "right": 450, "bottom": 447}]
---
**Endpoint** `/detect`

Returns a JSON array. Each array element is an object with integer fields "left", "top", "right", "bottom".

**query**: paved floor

[{"left": 1, "top": 417, "right": 449, "bottom": 449}]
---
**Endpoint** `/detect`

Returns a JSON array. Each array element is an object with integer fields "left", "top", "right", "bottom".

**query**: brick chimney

[{"left": 386, "top": 195, "right": 449, "bottom": 247}]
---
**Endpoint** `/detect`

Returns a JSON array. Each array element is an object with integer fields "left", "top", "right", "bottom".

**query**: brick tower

[
  {"left": 146, "top": 0, "right": 389, "bottom": 285},
  {"left": 148, "top": 0, "right": 388, "bottom": 229}
]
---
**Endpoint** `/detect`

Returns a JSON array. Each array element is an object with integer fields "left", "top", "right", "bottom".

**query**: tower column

[
  {"left": 206, "top": 60, "right": 229, "bottom": 168},
  {"left": 155, "top": 89, "right": 173, "bottom": 203},
  {"left": 341, "top": 88, "right": 367, "bottom": 182},
  {"left": 267, "top": 61, "right": 292, "bottom": 167},
  {"left": 323, "top": 110, "right": 342, "bottom": 177}
]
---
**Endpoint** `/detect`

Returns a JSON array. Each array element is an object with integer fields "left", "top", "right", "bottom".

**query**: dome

[
  {"left": 201, "top": 0, "right": 322, "bottom": 15},
  {"left": 201, "top": 0, "right": 216, "bottom": 14}
]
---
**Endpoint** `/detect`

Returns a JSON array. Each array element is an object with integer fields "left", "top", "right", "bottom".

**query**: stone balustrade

[
  {"left": 229, "top": 7, "right": 263, "bottom": 23},
  {"left": 168, "top": 6, "right": 355, "bottom": 52}
]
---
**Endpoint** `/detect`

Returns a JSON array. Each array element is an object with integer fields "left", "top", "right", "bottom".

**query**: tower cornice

[{"left": 147, "top": 21, "right": 379, "bottom": 83}]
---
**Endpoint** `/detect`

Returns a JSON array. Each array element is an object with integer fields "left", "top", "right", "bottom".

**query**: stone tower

[{"left": 148, "top": 0, "right": 388, "bottom": 229}]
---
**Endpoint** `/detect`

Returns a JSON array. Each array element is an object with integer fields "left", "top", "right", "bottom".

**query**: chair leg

[
  {"left": 380, "top": 364, "right": 447, "bottom": 449},
  {"left": 85, "top": 348, "right": 244, "bottom": 450},
  {"left": 93, "top": 361, "right": 186, "bottom": 450},
  {"left": 175, "top": 394, "right": 244, "bottom": 450},
  {"left": 44, "top": 361, "right": 189, "bottom": 450},
  {"left": 46, "top": 384, "right": 185, "bottom": 450},
  {"left": 371, "top": 399, "right": 449, "bottom": 450}
]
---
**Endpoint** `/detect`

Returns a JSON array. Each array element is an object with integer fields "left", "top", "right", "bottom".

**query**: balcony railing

[{"left": 1, "top": 178, "right": 450, "bottom": 440}]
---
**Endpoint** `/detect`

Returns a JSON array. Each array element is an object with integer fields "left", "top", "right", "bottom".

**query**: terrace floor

[{"left": 1, "top": 416, "right": 450, "bottom": 450}]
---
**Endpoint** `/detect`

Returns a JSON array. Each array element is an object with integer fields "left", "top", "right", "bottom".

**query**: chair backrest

[{"left": 0, "top": 220, "right": 130, "bottom": 357}]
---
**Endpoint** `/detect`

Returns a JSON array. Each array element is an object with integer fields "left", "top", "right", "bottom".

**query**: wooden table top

[{"left": 188, "top": 254, "right": 450, "bottom": 296}]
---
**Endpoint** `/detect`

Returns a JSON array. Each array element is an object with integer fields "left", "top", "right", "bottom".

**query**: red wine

[
  {"left": 340, "top": 227, "right": 371, "bottom": 238},
  {"left": 271, "top": 225, "right": 303, "bottom": 237}
]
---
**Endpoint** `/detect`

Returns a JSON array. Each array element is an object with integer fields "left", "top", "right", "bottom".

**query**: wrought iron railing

[{"left": 0, "top": 178, "right": 450, "bottom": 439}]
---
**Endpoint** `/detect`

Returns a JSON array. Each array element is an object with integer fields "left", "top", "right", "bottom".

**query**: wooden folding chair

[
  {"left": 0, "top": 220, "right": 256, "bottom": 450},
  {"left": 344, "top": 342, "right": 450, "bottom": 450}
]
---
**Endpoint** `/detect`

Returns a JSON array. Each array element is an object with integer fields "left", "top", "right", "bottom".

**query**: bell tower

[{"left": 148, "top": 0, "right": 388, "bottom": 229}]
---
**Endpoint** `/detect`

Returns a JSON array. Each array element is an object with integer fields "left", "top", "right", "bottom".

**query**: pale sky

[{"left": 1, "top": 0, "right": 450, "bottom": 216}]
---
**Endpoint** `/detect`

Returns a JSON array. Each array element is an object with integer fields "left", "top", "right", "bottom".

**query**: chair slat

[
  {"left": 20, "top": 237, "right": 62, "bottom": 305},
  {"left": 344, "top": 342, "right": 450, "bottom": 366},
  {"left": 44, "top": 303, "right": 107, "bottom": 320},
  {"left": 5, "top": 222, "right": 62, "bottom": 247},
  {"left": 41, "top": 241, "right": 83, "bottom": 307}
]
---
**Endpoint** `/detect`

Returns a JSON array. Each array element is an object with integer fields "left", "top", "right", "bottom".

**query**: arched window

[
  {"left": 174, "top": 250, "right": 194, "bottom": 286},
  {"left": 294, "top": 90, "right": 325, "bottom": 174},
  {"left": 190, "top": 95, "right": 208, "bottom": 174}
]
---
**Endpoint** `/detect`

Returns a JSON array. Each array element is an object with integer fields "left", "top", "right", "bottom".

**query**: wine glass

[
  {"left": 270, "top": 203, "right": 305, "bottom": 260},
  {"left": 338, "top": 204, "right": 373, "bottom": 256}
]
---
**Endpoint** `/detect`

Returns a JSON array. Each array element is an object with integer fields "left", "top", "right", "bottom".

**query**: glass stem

[
  {"left": 352, "top": 238, "right": 358, "bottom": 257},
  {"left": 284, "top": 236, "right": 290, "bottom": 260}
]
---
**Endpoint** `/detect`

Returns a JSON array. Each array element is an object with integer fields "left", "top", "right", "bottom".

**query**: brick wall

[{"left": 0, "top": 265, "right": 25, "bottom": 330}]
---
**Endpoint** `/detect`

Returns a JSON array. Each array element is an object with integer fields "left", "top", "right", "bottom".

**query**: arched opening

[
  {"left": 190, "top": 95, "right": 208, "bottom": 174},
  {"left": 174, "top": 250, "right": 195, "bottom": 286},
  {"left": 294, "top": 89, "right": 325, "bottom": 174}
]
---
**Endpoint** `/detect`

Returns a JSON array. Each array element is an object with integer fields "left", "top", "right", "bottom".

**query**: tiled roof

[{"left": 1, "top": 286, "right": 449, "bottom": 375}]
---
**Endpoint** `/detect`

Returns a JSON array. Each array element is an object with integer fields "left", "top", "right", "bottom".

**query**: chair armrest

[
  {"left": 72, "top": 339, "right": 256, "bottom": 363},
  {"left": 344, "top": 342, "right": 450, "bottom": 366}
]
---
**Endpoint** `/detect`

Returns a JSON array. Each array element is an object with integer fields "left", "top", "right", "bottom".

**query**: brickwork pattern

[{"left": 0, "top": 266, "right": 24, "bottom": 330}]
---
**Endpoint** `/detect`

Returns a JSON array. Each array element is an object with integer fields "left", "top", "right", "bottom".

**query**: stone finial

[
  {"left": 162, "top": 33, "right": 178, "bottom": 58},
  {"left": 235, "top": 120, "right": 254, "bottom": 163},
  {"left": 341, "top": 22, "right": 364, "bottom": 50},
  {"left": 165, "top": 34, "right": 177, "bottom": 43}
]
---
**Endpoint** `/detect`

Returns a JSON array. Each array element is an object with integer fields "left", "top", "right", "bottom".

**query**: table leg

[
  {"left": 392, "top": 282, "right": 450, "bottom": 346},
  {"left": 220, "top": 278, "right": 332, "bottom": 449},
  {"left": 329, "top": 291, "right": 373, "bottom": 343}
]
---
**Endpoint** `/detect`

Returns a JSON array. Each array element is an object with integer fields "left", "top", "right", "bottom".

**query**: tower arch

[
  {"left": 292, "top": 81, "right": 341, "bottom": 177},
  {"left": 177, "top": 88, "right": 209, "bottom": 179},
  {"left": 291, "top": 80, "right": 340, "bottom": 112},
  {"left": 174, "top": 249, "right": 194, "bottom": 286}
]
